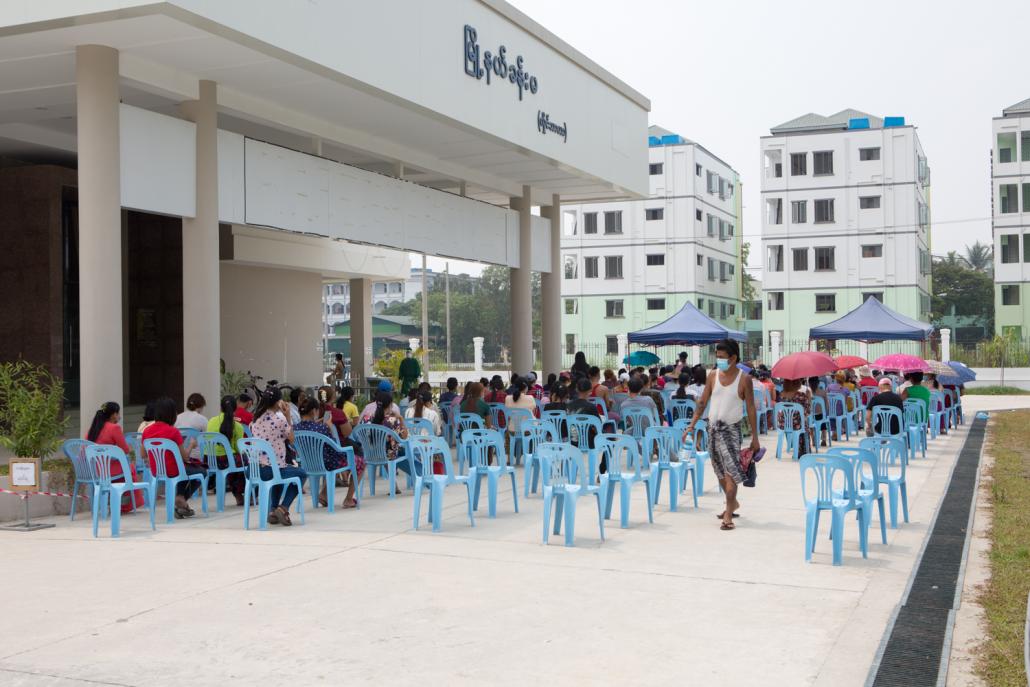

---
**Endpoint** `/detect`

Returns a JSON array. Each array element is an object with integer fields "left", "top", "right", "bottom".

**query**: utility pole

[
  {"left": 421, "top": 254, "right": 429, "bottom": 381},
  {"left": 445, "top": 261, "right": 451, "bottom": 367}
]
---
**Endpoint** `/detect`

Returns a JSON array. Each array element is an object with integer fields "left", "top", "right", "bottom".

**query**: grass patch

[
  {"left": 965, "top": 386, "right": 1030, "bottom": 396},
  {"left": 978, "top": 410, "right": 1030, "bottom": 685}
]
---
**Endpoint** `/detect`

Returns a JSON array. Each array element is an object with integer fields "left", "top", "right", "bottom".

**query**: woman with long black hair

[
  {"left": 250, "top": 385, "right": 307, "bottom": 526},
  {"left": 359, "top": 390, "right": 411, "bottom": 488},
  {"left": 86, "top": 401, "right": 144, "bottom": 512},
  {"left": 205, "top": 395, "right": 247, "bottom": 506},
  {"left": 143, "top": 397, "right": 205, "bottom": 518}
]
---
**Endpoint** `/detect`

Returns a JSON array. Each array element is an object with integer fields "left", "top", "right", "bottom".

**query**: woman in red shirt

[
  {"left": 85, "top": 401, "right": 144, "bottom": 512},
  {"left": 143, "top": 397, "right": 206, "bottom": 519}
]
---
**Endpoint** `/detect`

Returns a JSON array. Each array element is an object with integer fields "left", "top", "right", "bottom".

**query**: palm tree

[{"left": 964, "top": 241, "right": 993, "bottom": 273}]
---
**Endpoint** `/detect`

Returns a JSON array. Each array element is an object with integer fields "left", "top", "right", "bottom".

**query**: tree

[
  {"left": 739, "top": 241, "right": 757, "bottom": 304},
  {"left": 930, "top": 257, "right": 994, "bottom": 333},
  {"left": 963, "top": 241, "right": 993, "bottom": 273}
]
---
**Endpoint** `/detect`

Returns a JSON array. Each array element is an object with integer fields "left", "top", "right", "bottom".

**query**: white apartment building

[
  {"left": 561, "top": 125, "right": 742, "bottom": 358},
  {"left": 760, "top": 109, "right": 932, "bottom": 347},
  {"left": 993, "top": 97, "right": 1030, "bottom": 337},
  {"left": 322, "top": 266, "right": 444, "bottom": 333}
]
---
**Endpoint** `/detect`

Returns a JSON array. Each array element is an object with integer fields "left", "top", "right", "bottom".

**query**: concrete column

[
  {"left": 76, "top": 45, "right": 122, "bottom": 435},
  {"left": 408, "top": 338, "right": 420, "bottom": 354},
  {"left": 940, "top": 328, "right": 951, "bottom": 362},
  {"left": 509, "top": 186, "right": 533, "bottom": 373},
  {"left": 770, "top": 331, "right": 782, "bottom": 364},
  {"left": 180, "top": 80, "right": 220, "bottom": 407},
  {"left": 539, "top": 195, "right": 562, "bottom": 377},
  {"left": 690, "top": 346, "right": 701, "bottom": 366},
  {"left": 616, "top": 334, "right": 628, "bottom": 367},
  {"left": 473, "top": 337, "right": 485, "bottom": 374},
  {"left": 349, "top": 278, "right": 373, "bottom": 384}
]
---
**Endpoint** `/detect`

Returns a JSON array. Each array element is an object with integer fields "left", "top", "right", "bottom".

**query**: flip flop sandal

[
  {"left": 720, "top": 521, "right": 736, "bottom": 530},
  {"left": 715, "top": 512, "right": 740, "bottom": 519},
  {"left": 342, "top": 500, "right": 358, "bottom": 509},
  {"left": 174, "top": 506, "right": 191, "bottom": 519}
]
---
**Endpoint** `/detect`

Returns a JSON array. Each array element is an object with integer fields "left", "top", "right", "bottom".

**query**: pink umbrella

[
  {"left": 772, "top": 351, "right": 837, "bottom": 380},
  {"left": 871, "top": 353, "right": 931, "bottom": 374},
  {"left": 834, "top": 355, "right": 868, "bottom": 370}
]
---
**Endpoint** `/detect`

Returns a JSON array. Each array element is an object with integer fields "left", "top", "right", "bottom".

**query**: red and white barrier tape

[{"left": 0, "top": 487, "right": 85, "bottom": 499}]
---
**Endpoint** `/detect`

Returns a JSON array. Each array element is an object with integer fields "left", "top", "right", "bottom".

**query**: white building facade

[
  {"left": 561, "top": 126, "right": 742, "bottom": 360},
  {"left": 992, "top": 97, "right": 1030, "bottom": 337},
  {"left": 323, "top": 266, "right": 446, "bottom": 333},
  {"left": 760, "top": 109, "right": 932, "bottom": 348}
]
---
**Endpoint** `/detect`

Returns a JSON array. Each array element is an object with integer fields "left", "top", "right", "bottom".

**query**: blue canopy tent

[
  {"left": 628, "top": 301, "right": 747, "bottom": 346},
  {"left": 808, "top": 297, "right": 934, "bottom": 342}
]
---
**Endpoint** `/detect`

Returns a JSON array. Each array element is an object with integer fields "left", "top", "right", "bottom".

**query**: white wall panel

[
  {"left": 217, "top": 130, "right": 245, "bottom": 224},
  {"left": 119, "top": 104, "right": 195, "bottom": 217},
  {"left": 530, "top": 215, "right": 550, "bottom": 272}
]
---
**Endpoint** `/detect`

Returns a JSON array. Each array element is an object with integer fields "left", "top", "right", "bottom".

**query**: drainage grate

[{"left": 871, "top": 418, "right": 986, "bottom": 687}]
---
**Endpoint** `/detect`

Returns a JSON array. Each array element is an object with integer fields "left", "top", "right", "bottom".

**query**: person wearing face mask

[{"left": 682, "top": 339, "right": 760, "bottom": 531}]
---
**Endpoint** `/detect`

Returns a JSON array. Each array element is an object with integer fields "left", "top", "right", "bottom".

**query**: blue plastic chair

[
  {"left": 672, "top": 419, "right": 708, "bottom": 496},
  {"left": 749, "top": 389, "right": 768, "bottom": 434},
  {"left": 947, "top": 389, "right": 963, "bottom": 425},
  {"left": 488, "top": 403, "right": 507, "bottom": 430},
  {"left": 64, "top": 438, "right": 97, "bottom": 521},
  {"left": 848, "top": 390, "right": 864, "bottom": 431},
  {"left": 929, "top": 391, "right": 947, "bottom": 439},
  {"left": 411, "top": 435, "right": 475, "bottom": 532},
  {"left": 540, "top": 409, "right": 568, "bottom": 441},
  {"left": 504, "top": 407, "right": 536, "bottom": 466},
  {"left": 461, "top": 429, "right": 519, "bottom": 518},
  {"left": 520, "top": 420, "right": 558, "bottom": 497},
  {"left": 124, "top": 431, "right": 144, "bottom": 478},
  {"left": 774, "top": 402, "right": 807, "bottom": 460},
  {"left": 668, "top": 398, "right": 696, "bottom": 425},
  {"left": 238, "top": 438, "right": 306, "bottom": 530},
  {"left": 594, "top": 433, "right": 653, "bottom": 528},
  {"left": 827, "top": 393, "right": 850, "bottom": 441},
  {"left": 622, "top": 406, "right": 658, "bottom": 446},
  {"left": 294, "top": 430, "right": 357, "bottom": 512},
  {"left": 566, "top": 413, "right": 604, "bottom": 479},
  {"left": 809, "top": 396, "right": 832, "bottom": 449},
  {"left": 455, "top": 412, "right": 486, "bottom": 473},
  {"left": 901, "top": 401, "right": 926, "bottom": 461},
  {"left": 178, "top": 427, "right": 200, "bottom": 461},
  {"left": 198, "top": 431, "right": 247, "bottom": 512},
  {"left": 860, "top": 436, "right": 909, "bottom": 528},
  {"left": 86, "top": 445, "right": 155, "bottom": 538},
  {"left": 538, "top": 442, "right": 605, "bottom": 547},
  {"left": 350, "top": 423, "right": 413, "bottom": 499},
  {"left": 799, "top": 454, "right": 868, "bottom": 566},
  {"left": 825, "top": 446, "right": 887, "bottom": 546},
  {"left": 406, "top": 417, "right": 436, "bottom": 437},
  {"left": 143, "top": 438, "right": 209, "bottom": 523},
  {"left": 643, "top": 425, "right": 696, "bottom": 510}
]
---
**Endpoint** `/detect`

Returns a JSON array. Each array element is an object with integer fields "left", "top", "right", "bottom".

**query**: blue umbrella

[
  {"left": 946, "top": 360, "right": 976, "bottom": 383},
  {"left": 624, "top": 350, "right": 661, "bottom": 367}
]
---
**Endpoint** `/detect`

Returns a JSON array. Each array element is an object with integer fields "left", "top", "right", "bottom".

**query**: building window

[
  {"left": 603, "top": 211, "right": 623, "bottom": 234},
  {"left": 374, "top": 283, "right": 388, "bottom": 294},
  {"left": 814, "top": 198, "right": 835, "bottom": 223},
  {"left": 718, "top": 177, "right": 729, "bottom": 200},
  {"left": 647, "top": 298, "right": 665, "bottom": 310},
  {"left": 1001, "top": 234, "right": 1020, "bottom": 263},
  {"left": 696, "top": 253, "right": 703, "bottom": 267},
  {"left": 815, "top": 293, "right": 836, "bottom": 313},
  {"left": 564, "top": 254, "right": 578, "bottom": 279},
  {"left": 767, "top": 292, "right": 784, "bottom": 311},
  {"left": 604, "top": 256, "right": 623, "bottom": 279},
  {"left": 695, "top": 209, "right": 702, "bottom": 221},
  {"left": 606, "top": 335, "right": 619, "bottom": 355},
  {"left": 331, "top": 303, "right": 345, "bottom": 315},
  {"left": 862, "top": 244, "right": 883, "bottom": 258},
  {"left": 605, "top": 300, "right": 624, "bottom": 318},
  {"left": 584, "top": 256, "right": 599, "bottom": 278},
  {"left": 583, "top": 212, "right": 598, "bottom": 234},
  {"left": 390, "top": 282, "right": 403, "bottom": 294},
  {"left": 767, "top": 245, "right": 784, "bottom": 272},
  {"left": 719, "top": 220, "right": 727, "bottom": 241},
  {"left": 998, "top": 132, "right": 1017, "bottom": 164},
  {"left": 708, "top": 300, "right": 715, "bottom": 316},
  {"left": 1000, "top": 184, "right": 1018, "bottom": 213},
  {"left": 720, "top": 302, "right": 728, "bottom": 319},
  {"left": 767, "top": 198, "right": 783, "bottom": 224},
  {"left": 727, "top": 223, "right": 734, "bottom": 237},
  {"left": 814, "top": 246, "right": 835, "bottom": 271},
  {"left": 791, "top": 200, "right": 807, "bottom": 224},
  {"left": 859, "top": 147, "right": 881, "bottom": 161},
  {"left": 1023, "top": 132, "right": 1030, "bottom": 162},
  {"left": 1002, "top": 285, "right": 1020, "bottom": 306},
  {"left": 729, "top": 304, "right": 736, "bottom": 316},
  {"left": 645, "top": 208, "right": 664, "bottom": 221},
  {"left": 1003, "top": 325, "right": 1023, "bottom": 338},
  {"left": 707, "top": 258, "right": 716, "bottom": 281},
  {"left": 565, "top": 333, "right": 576, "bottom": 354},
  {"left": 707, "top": 214, "right": 716, "bottom": 237},
  {"left": 649, "top": 162, "right": 664, "bottom": 175},
  {"left": 706, "top": 171, "right": 718, "bottom": 194},
  {"left": 861, "top": 291, "right": 883, "bottom": 303},
  {"left": 564, "top": 299, "right": 578, "bottom": 315},
  {"left": 918, "top": 201, "right": 930, "bottom": 229},
  {"left": 1024, "top": 234, "right": 1030, "bottom": 263},
  {"left": 765, "top": 150, "right": 782, "bottom": 179},
  {"left": 697, "top": 298, "right": 704, "bottom": 310},
  {"left": 1023, "top": 183, "right": 1030, "bottom": 212},
  {"left": 695, "top": 163, "right": 702, "bottom": 177},
  {"left": 859, "top": 196, "right": 881, "bottom": 209},
  {"left": 790, "top": 152, "right": 807, "bottom": 176},
  {"left": 813, "top": 150, "right": 834, "bottom": 175},
  {"left": 646, "top": 254, "right": 665, "bottom": 266},
  {"left": 792, "top": 248, "right": 808, "bottom": 271}
]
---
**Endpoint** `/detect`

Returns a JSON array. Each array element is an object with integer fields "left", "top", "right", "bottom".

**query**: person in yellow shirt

[
  {"left": 338, "top": 386, "right": 360, "bottom": 425},
  {"left": 205, "top": 395, "right": 247, "bottom": 506}
]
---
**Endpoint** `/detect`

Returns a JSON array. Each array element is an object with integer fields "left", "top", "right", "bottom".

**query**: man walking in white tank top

[{"left": 683, "top": 339, "right": 760, "bottom": 531}]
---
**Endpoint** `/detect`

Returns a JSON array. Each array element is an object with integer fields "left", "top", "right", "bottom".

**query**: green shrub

[{"left": 0, "top": 361, "right": 67, "bottom": 460}]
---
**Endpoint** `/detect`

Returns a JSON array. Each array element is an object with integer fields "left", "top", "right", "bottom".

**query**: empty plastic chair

[
  {"left": 198, "top": 431, "right": 247, "bottom": 512},
  {"left": 859, "top": 436, "right": 908, "bottom": 528},
  {"left": 774, "top": 402, "right": 807, "bottom": 460},
  {"left": 519, "top": 419, "right": 558, "bottom": 497},
  {"left": 799, "top": 453, "right": 868, "bottom": 566},
  {"left": 538, "top": 442, "right": 605, "bottom": 547},
  {"left": 86, "top": 445, "right": 155, "bottom": 538},
  {"left": 294, "top": 430, "right": 358, "bottom": 512},
  {"left": 64, "top": 438, "right": 97, "bottom": 522},
  {"left": 461, "top": 429, "right": 519, "bottom": 518},
  {"left": 238, "top": 438, "right": 306, "bottom": 530},
  {"left": 808, "top": 396, "right": 832, "bottom": 449},
  {"left": 901, "top": 401, "right": 926, "bottom": 461},
  {"left": 594, "top": 433, "right": 653, "bottom": 528},
  {"left": 825, "top": 446, "right": 886, "bottom": 546},
  {"left": 143, "top": 437, "right": 209, "bottom": 523},
  {"left": 505, "top": 407, "right": 536, "bottom": 466},
  {"left": 643, "top": 425, "right": 696, "bottom": 511},
  {"left": 672, "top": 419, "right": 707, "bottom": 496},
  {"left": 566, "top": 413, "right": 604, "bottom": 479},
  {"left": 350, "top": 423, "right": 413, "bottom": 498},
  {"left": 411, "top": 435, "right": 475, "bottom": 532},
  {"left": 928, "top": 391, "right": 947, "bottom": 439}
]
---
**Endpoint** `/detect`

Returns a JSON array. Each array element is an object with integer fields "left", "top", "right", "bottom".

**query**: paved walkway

[{"left": 0, "top": 396, "right": 1025, "bottom": 686}]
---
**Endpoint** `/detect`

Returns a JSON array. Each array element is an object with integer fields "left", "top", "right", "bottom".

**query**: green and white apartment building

[
  {"left": 560, "top": 126, "right": 743, "bottom": 360},
  {"left": 993, "top": 97, "right": 1030, "bottom": 337},
  {"left": 760, "top": 109, "right": 932, "bottom": 349}
]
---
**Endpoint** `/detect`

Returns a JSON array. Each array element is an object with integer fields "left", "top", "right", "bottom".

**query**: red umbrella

[
  {"left": 772, "top": 351, "right": 838, "bottom": 380},
  {"left": 834, "top": 355, "right": 868, "bottom": 370}
]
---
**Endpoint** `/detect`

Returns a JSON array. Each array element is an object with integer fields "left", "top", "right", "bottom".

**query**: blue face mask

[{"left": 715, "top": 359, "right": 730, "bottom": 371}]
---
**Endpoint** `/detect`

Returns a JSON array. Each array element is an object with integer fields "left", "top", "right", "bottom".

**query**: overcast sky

[{"left": 424, "top": 0, "right": 1028, "bottom": 276}]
